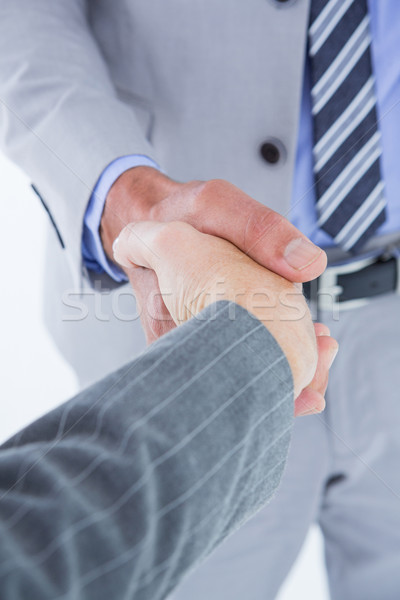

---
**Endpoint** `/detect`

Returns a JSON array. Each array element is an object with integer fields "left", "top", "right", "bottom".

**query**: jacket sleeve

[
  {"left": 0, "top": 302, "right": 294, "bottom": 600},
  {"left": 0, "top": 0, "right": 158, "bottom": 285}
]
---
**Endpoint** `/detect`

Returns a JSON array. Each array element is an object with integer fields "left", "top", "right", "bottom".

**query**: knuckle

[
  {"left": 201, "top": 178, "right": 227, "bottom": 196},
  {"left": 244, "top": 209, "right": 283, "bottom": 252},
  {"left": 151, "top": 222, "right": 175, "bottom": 247},
  {"left": 122, "top": 222, "right": 137, "bottom": 242},
  {"left": 190, "top": 179, "right": 229, "bottom": 218},
  {"left": 152, "top": 220, "right": 191, "bottom": 248},
  {"left": 124, "top": 222, "right": 141, "bottom": 250}
]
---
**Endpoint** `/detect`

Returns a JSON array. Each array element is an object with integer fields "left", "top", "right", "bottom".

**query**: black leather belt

[{"left": 303, "top": 251, "right": 400, "bottom": 312}]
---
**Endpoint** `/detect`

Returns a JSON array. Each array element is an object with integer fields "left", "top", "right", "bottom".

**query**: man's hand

[
  {"left": 100, "top": 168, "right": 327, "bottom": 340},
  {"left": 114, "top": 221, "right": 338, "bottom": 417}
]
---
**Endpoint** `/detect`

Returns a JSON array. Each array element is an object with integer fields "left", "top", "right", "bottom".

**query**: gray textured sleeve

[
  {"left": 0, "top": 302, "right": 294, "bottom": 600},
  {"left": 0, "top": 0, "right": 158, "bottom": 285}
]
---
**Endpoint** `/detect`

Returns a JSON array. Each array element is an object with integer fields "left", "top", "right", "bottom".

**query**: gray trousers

[{"left": 169, "top": 290, "right": 400, "bottom": 600}]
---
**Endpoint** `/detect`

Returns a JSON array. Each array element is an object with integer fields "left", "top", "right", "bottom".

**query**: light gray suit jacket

[
  {"left": 0, "top": 0, "right": 310, "bottom": 384},
  {"left": 0, "top": 303, "right": 294, "bottom": 600}
]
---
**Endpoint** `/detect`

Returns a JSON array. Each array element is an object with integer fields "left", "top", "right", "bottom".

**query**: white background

[{"left": 0, "top": 152, "right": 329, "bottom": 599}]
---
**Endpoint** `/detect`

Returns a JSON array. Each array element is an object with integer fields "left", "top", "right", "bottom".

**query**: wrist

[
  {"left": 216, "top": 285, "right": 317, "bottom": 397},
  {"left": 100, "top": 166, "right": 179, "bottom": 261}
]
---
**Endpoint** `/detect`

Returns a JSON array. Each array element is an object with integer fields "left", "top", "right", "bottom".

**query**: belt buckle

[
  {"left": 387, "top": 245, "right": 400, "bottom": 295},
  {"left": 310, "top": 254, "right": 379, "bottom": 318}
]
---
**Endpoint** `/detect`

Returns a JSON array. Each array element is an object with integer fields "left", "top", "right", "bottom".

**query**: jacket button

[
  {"left": 260, "top": 141, "right": 281, "bottom": 165},
  {"left": 272, "top": 0, "right": 296, "bottom": 6}
]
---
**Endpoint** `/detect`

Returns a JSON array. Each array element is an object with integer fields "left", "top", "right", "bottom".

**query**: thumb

[
  {"left": 127, "top": 266, "right": 175, "bottom": 344},
  {"left": 113, "top": 221, "right": 167, "bottom": 271}
]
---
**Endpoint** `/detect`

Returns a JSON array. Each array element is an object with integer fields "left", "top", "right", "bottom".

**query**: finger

[
  {"left": 128, "top": 266, "right": 175, "bottom": 344},
  {"left": 114, "top": 220, "right": 199, "bottom": 275},
  {"left": 170, "top": 180, "right": 327, "bottom": 283},
  {"left": 308, "top": 335, "right": 338, "bottom": 395},
  {"left": 314, "top": 322, "right": 330, "bottom": 337},
  {"left": 295, "top": 388, "right": 326, "bottom": 417},
  {"left": 294, "top": 335, "right": 338, "bottom": 417}
]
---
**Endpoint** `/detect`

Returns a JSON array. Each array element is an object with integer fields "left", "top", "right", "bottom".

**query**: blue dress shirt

[
  {"left": 82, "top": 0, "right": 400, "bottom": 281},
  {"left": 82, "top": 155, "right": 159, "bottom": 281}
]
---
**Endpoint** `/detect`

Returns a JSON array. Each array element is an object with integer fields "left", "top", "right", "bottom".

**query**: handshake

[{"left": 107, "top": 171, "right": 338, "bottom": 418}]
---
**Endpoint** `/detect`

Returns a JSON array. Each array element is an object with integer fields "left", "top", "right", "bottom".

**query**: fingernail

[
  {"left": 112, "top": 236, "right": 120, "bottom": 256},
  {"left": 316, "top": 327, "right": 330, "bottom": 337},
  {"left": 299, "top": 408, "right": 318, "bottom": 417},
  {"left": 329, "top": 345, "right": 339, "bottom": 369},
  {"left": 284, "top": 238, "right": 322, "bottom": 270}
]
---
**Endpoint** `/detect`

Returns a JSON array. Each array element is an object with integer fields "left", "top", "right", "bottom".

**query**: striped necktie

[{"left": 309, "top": 0, "right": 387, "bottom": 253}]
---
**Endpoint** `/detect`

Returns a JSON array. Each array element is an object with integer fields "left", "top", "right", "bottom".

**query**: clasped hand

[{"left": 113, "top": 215, "right": 338, "bottom": 418}]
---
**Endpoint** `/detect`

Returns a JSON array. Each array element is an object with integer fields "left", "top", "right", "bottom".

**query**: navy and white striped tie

[{"left": 309, "top": 0, "right": 387, "bottom": 253}]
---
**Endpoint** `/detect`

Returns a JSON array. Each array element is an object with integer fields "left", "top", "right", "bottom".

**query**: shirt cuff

[{"left": 82, "top": 155, "right": 160, "bottom": 282}]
